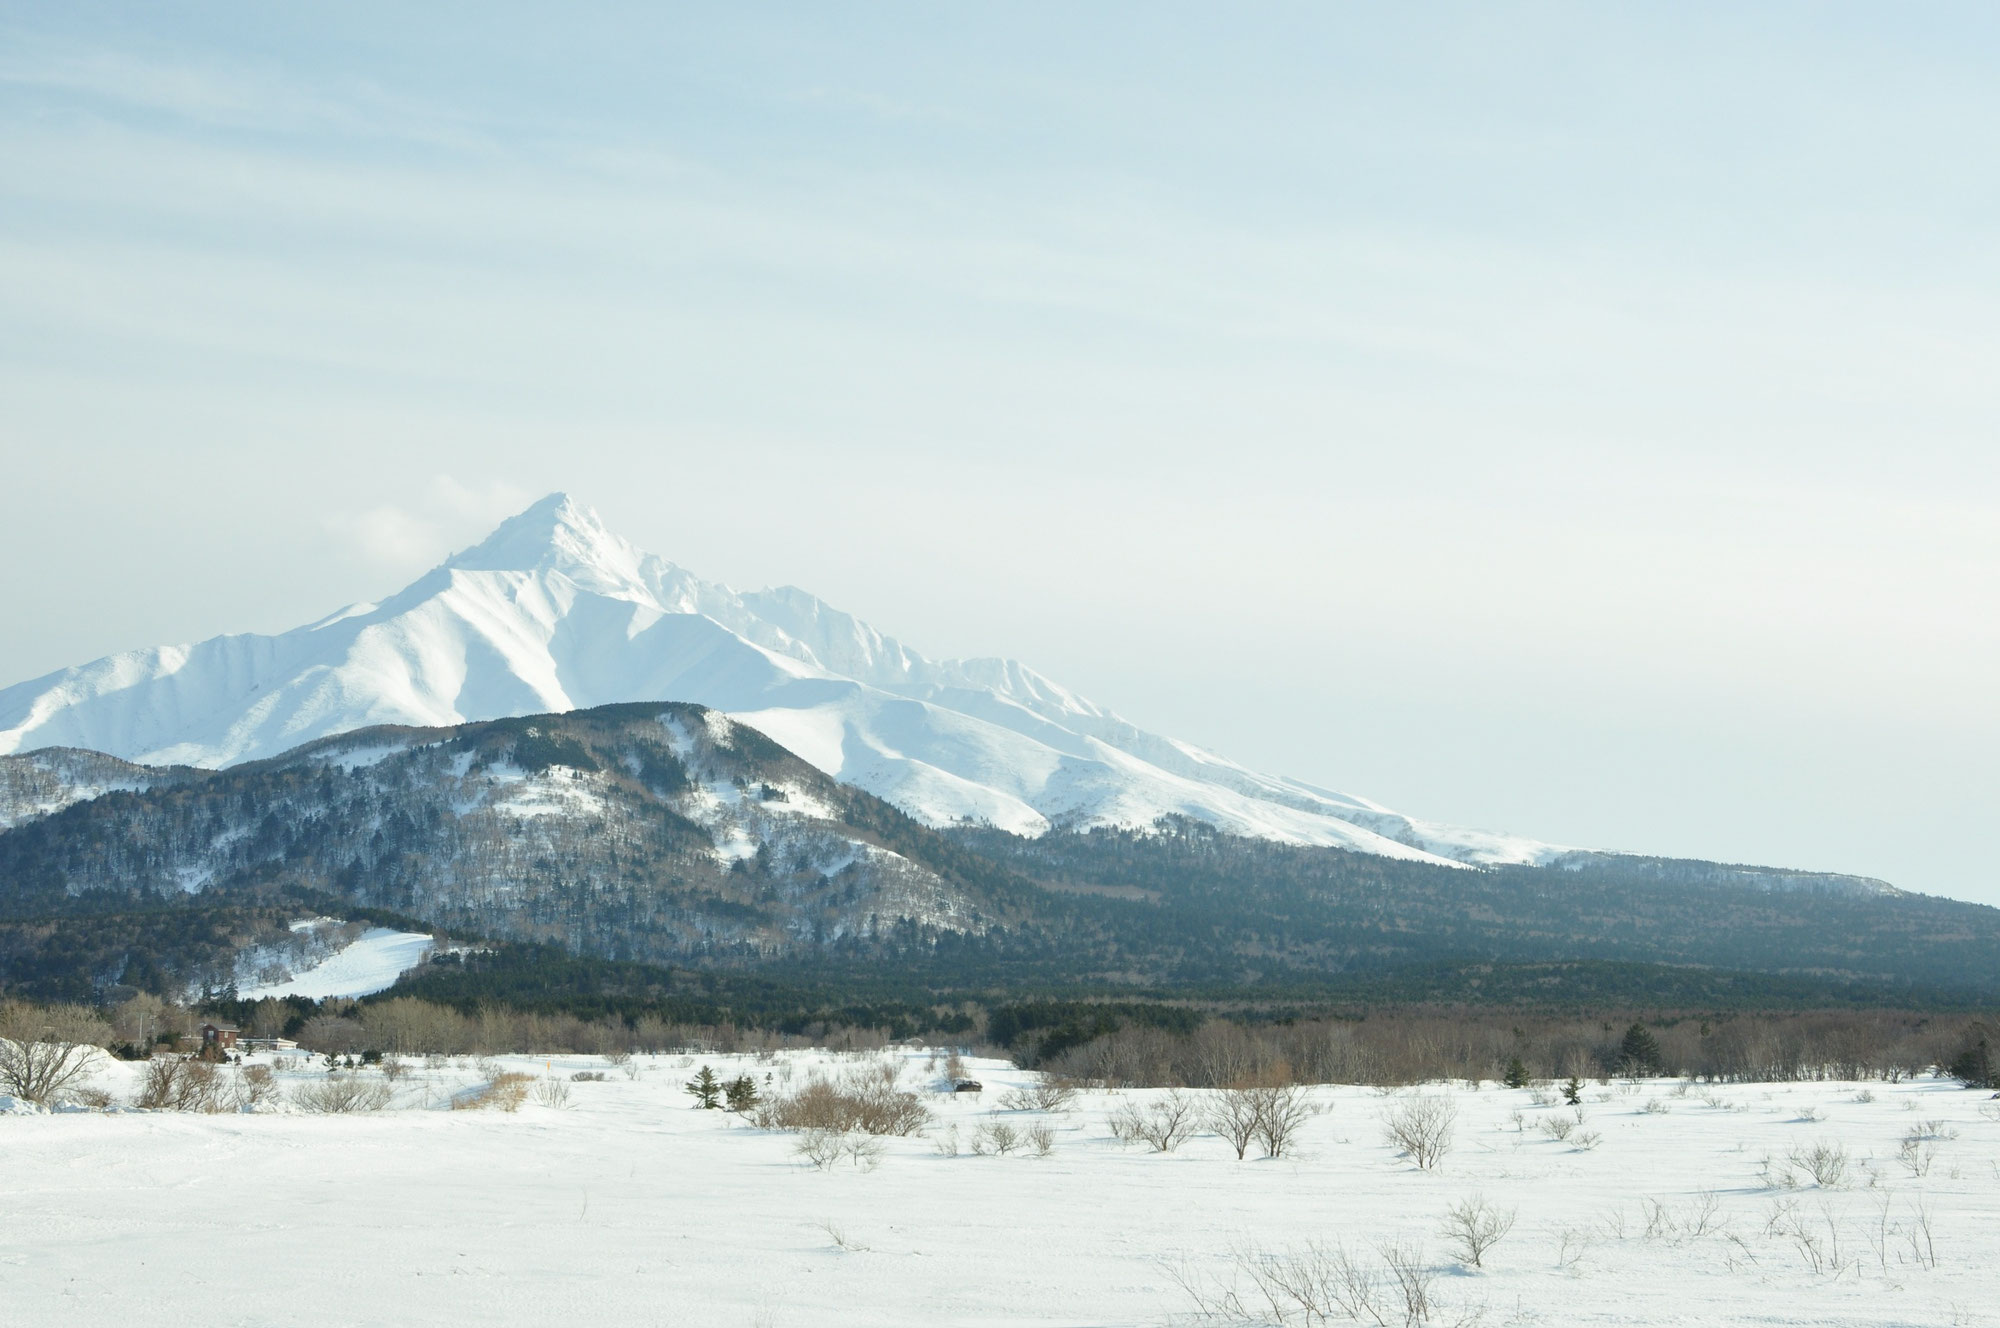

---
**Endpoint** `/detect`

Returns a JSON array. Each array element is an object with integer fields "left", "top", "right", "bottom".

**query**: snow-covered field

[{"left": 5, "top": 1051, "right": 1997, "bottom": 1327}]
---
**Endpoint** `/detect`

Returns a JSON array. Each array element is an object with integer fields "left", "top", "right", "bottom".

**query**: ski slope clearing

[
  {"left": 237, "top": 928, "right": 435, "bottom": 1000},
  {"left": 6, "top": 1052, "right": 1998, "bottom": 1326}
]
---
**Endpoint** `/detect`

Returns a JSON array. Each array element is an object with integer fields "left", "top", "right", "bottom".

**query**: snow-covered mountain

[{"left": 0, "top": 494, "right": 1561, "bottom": 869}]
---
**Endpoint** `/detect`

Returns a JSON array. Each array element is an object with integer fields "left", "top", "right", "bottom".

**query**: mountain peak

[{"left": 445, "top": 493, "right": 650, "bottom": 591}]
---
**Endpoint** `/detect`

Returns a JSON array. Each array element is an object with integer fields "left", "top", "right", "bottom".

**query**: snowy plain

[{"left": 5, "top": 1050, "right": 1997, "bottom": 1327}]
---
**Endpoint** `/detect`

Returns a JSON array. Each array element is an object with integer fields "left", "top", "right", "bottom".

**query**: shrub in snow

[
  {"left": 1381, "top": 1093, "right": 1457, "bottom": 1170},
  {"left": 793, "top": 1128, "right": 883, "bottom": 1171},
  {"left": 1536, "top": 1108, "right": 1588, "bottom": 1144},
  {"left": 136, "top": 1059, "right": 223, "bottom": 1112},
  {"left": 1440, "top": 1194, "right": 1517, "bottom": 1268},
  {"left": 1174, "top": 1238, "right": 1444, "bottom": 1327},
  {"left": 293, "top": 1074, "right": 393, "bottom": 1113},
  {"left": 1786, "top": 1140, "right": 1851, "bottom": 1188},
  {"left": 1000, "top": 1077, "right": 1079, "bottom": 1112},
  {"left": 1108, "top": 1089, "right": 1199, "bottom": 1153},
  {"left": 752, "top": 1070, "right": 928, "bottom": 1136},
  {"left": 972, "top": 1122, "right": 1020, "bottom": 1155}
]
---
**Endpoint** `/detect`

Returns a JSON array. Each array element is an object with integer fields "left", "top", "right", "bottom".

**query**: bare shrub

[
  {"left": 1766, "top": 1197, "right": 1846, "bottom": 1275},
  {"left": 604, "top": 1048, "right": 632, "bottom": 1067},
  {"left": 752, "top": 1070, "right": 929, "bottom": 1136},
  {"left": 794, "top": 1129, "right": 883, "bottom": 1171},
  {"left": 973, "top": 1121, "right": 1020, "bottom": 1155},
  {"left": 1640, "top": 1098, "right": 1668, "bottom": 1115},
  {"left": 932, "top": 1124, "right": 960, "bottom": 1157},
  {"left": 1537, "top": 1109, "right": 1582, "bottom": 1143},
  {"left": 0, "top": 1002, "right": 112, "bottom": 1105},
  {"left": 136, "top": 1058, "right": 222, "bottom": 1112},
  {"left": 532, "top": 1077, "right": 573, "bottom": 1109},
  {"left": 1787, "top": 1140, "right": 1851, "bottom": 1188},
  {"left": 1905, "top": 1196, "right": 1937, "bottom": 1270},
  {"left": 1639, "top": 1191, "right": 1722, "bottom": 1245},
  {"left": 1895, "top": 1121, "right": 1954, "bottom": 1176},
  {"left": 1001, "top": 1075, "right": 1079, "bottom": 1112},
  {"left": 1381, "top": 1093, "right": 1457, "bottom": 1169},
  {"left": 571, "top": 1070, "right": 608, "bottom": 1082},
  {"left": 1111, "top": 1089, "right": 1199, "bottom": 1152},
  {"left": 1025, "top": 1121, "right": 1057, "bottom": 1156},
  {"left": 293, "top": 1073, "right": 393, "bottom": 1113},
  {"left": 1440, "top": 1194, "right": 1516, "bottom": 1268},
  {"left": 1379, "top": 1242, "right": 1437, "bottom": 1324},
  {"left": 235, "top": 1064, "right": 278, "bottom": 1109},
  {"left": 1178, "top": 1238, "right": 1448, "bottom": 1327},
  {"left": 795, "top": 1128, "right": 847, "bottom": 1170}
]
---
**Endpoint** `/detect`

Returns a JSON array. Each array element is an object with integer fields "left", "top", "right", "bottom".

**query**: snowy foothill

[
  {"left": 5, "top": 1048, "right": 1999, "bottom": 1326},
  {"left": 236, "top": 927, "right": 437, "bottom": 1000}
]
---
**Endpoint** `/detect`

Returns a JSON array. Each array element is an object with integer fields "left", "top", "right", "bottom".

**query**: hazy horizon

[{"left": 3, "top": 5, "right": 1996, "bottom": 902}]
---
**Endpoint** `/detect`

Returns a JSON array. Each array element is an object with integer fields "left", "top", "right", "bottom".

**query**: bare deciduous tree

[
  {"left": 0, "top": 1002, "right": 112, "bottom": 1105},
  {"left": 1251, "top": 1085, "right": 1316, "bottom": 1159},
  {"left": 1205, "top": 1087, "right": 1263, "bottom": 1160}
]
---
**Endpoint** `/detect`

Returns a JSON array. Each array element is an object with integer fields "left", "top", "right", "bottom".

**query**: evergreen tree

[
  {"left": 1561, "top": 1076, "right": 1583, "bottom": 1106},
  {"left": 724, "top": 1073, "right": 760, "bottom": 1112},
  {"left": 684, "top": 1065, "right": 723, "bottom": 1109},
  {"left": 1503, "top": 1057, "right": 1529, "bottom": 1090},
  {"left": 1619, "top": 1022, "right": 1663, "bottom": 1077},
  {"left": 1949, "top": 1036, "right": 1995, "bottom": 1089}
]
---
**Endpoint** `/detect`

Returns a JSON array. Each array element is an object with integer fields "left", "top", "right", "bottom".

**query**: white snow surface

[
  {"left": 0, "top": 493, "right": 1562, "bottom": 868},
  {"left": 6, "top": 1051, "right": 1998, "bottom": 1326},
  {"left": 236, "top": 927, "right": 435, "bottom": 1000}
]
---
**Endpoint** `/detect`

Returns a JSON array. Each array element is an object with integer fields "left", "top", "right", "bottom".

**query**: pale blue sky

[{"left": 3, "top": 5, "right": 1998, "bottom": 901}]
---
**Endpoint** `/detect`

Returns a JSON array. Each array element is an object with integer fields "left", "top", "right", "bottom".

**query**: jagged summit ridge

[{"left": 0, "top": 494, "right": 1562, "bottom": 867}]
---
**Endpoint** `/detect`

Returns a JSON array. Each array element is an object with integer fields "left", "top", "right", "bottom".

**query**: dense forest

[{"left": 2, "top": 704, "right": 1997, "bottom": 1013}]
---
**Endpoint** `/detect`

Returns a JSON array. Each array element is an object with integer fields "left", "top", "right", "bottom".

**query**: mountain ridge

[
  {"left": 0, "top": 493, "right": 1569, "bottom": 870},
  {"left": 0, "top": 704, "right": 1976, "bottom": 1005}
]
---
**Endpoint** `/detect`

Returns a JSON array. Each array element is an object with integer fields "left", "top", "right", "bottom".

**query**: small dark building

[
  {"left": 200, "top": 1022, "right": 240, "bottom": 1051},
  {"left": 952, "top": 1079, "right": 983, "bottom": 1094}
]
